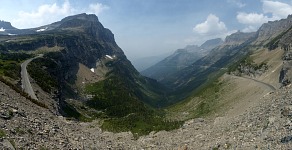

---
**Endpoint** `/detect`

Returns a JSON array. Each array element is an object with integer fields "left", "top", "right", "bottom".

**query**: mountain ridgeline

[
  {"left": 141, "top": 15, "right": 292, "bottom": 104},
  {"left": 142, "top": 38, "right": 223, "bottom": 81}
]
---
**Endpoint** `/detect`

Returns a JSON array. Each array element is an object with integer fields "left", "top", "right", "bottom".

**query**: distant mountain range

[
  {"left": 141, "top": 38, "right": 223, "bottom": 81},
  {"left": 131, "top": 53, "right": 171, "bottom": 72}
]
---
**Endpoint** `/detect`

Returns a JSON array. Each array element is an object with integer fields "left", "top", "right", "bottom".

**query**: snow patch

[
  {"left": 36, "top": 27, "right": 48, "bottom": 32},
  {"left": 105, "top": 55, "right": 113, "bottom": 59},
  {"left": 0, "top": 27, "right": 5, "bottom": 32},
  {"left": 90, "top": 68, "right": 95, "bottom": 73},
  {"left": 8, "top": 33, "right": 17, "bottom": 36}
]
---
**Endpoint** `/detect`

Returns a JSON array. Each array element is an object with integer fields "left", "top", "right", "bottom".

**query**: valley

[{"left": 1, "top": 11, "right": 292, "bottom": 149}]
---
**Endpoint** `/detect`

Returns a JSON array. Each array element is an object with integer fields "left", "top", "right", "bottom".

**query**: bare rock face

[
  {"left": 254, "top": 15, "right": 292, "bottom": 45},
  {"left": 224, "top": 31, "right": 256, "bottom": 45}
]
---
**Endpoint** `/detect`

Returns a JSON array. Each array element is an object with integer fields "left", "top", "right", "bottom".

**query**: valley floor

[{"left": 1, "top": 75, "right": 292, "bottom": 149}]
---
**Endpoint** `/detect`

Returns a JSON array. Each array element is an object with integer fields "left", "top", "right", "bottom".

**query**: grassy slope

[{"left": 166, "top": 46, "right": 283, "bottom": 121}]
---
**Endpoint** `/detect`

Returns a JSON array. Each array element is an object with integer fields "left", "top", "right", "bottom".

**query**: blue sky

[{"left": 0, "top": 0, "right": 292, "bottom": 60}]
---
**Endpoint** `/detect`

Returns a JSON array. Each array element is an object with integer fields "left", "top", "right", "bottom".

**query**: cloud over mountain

[
  {"left": 193, "top": 14, "right": 227, "bottom": 36},
  {"left": 237, "top": 0, "right": 292, "bottom": 32},
  {"left": 11, "top": 0, "right": 109, "bottom": 29}
]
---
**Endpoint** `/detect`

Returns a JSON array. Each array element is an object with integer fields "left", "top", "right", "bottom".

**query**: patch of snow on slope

[
  {"left": 90, "top": 68, "right": 95, "bottom": 73},
  {"left": 106, "top": 55, "right": 113, "bottom": 59},
  {"left": 0, "top": 27, "right": 5, "bottom": 32},
  {"left": 36, "top": 27, "right": 48, "bottom": 32}
]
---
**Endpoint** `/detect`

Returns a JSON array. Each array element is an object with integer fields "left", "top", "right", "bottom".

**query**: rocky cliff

[
  {"left": 224, "top": 31, "right": 256, "bottom": 45},
  {"left": 254, "top": 15, "right": 292, "bottom": 45}
]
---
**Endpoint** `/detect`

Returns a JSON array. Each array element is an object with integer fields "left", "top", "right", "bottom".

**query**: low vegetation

[
  {"left": 0, "top": 52, "right": 33, "bottom": 80},
  {"left": 167, "top": 77, "right": 228, "bottom": 121},
  {"left": 85, "top": 74, "right": 183, "bottom": 136},
  {"left": 0, "top": 129, "right": 6, "bottom": 138},
  {"left": 27, "top": 57, "right": 58, "bottom": 93}
]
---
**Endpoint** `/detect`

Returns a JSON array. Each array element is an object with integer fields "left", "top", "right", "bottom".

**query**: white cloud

[
  {"left": 185, "top": 29, "right": 237, "bottom": 45},
  {"left": 88, "top": 3, "right": 109, "bottom": 15},
  {"left": 227, "top": 0, "right": 246, "bottom": 8},
  {"left": 12, "top": 0, "right": 74, "bottom": 28},
  {"left": 193, "top": 14, "right": 227, "bottom": 36},
  {"left": 237, "top": 0, "right": 292, "bottom": 32},
  {"left": 11, "top": 0, "right": 109, "bottom": 29},
  {"left": 262, "top": 0, "right": 292, "bottom": 20},
  {"left": 241, "top": 25, "right": 258, "bottom": 32},
  {"left": 189, "top": 14, "right": 236, "bottom": 45},
  {"left": 237, "top": 12, "right": 269, "bottom": 25}
]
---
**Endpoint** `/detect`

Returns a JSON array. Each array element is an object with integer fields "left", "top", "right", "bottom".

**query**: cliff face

[
  {"left": 224, "top": 31, "right": 256, "bottom": 45},
  {"left": 254, "top": 15, "right": 292, "bottom": 45}
]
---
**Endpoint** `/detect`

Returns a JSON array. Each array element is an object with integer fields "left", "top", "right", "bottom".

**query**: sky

[{"left": 0, "top": 0, "right": 292, "bottom": 61}]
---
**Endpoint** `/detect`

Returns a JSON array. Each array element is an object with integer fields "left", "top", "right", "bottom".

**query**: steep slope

[
  {"left": 165, "top": 15, "right": 292, "bottom": 119},
  {"left": 254, "top": 15, "right": 292, "bottom": 46},
  {"left": 0, "top": 14, "right": 180, "bottom": 135},
  {"left": 158, "top": 32, "right": 255, "bottom": 103},
  {"left": 142, "top": 38, "right": 223, "bottom": 81},
  {"left": 0, "top": 13, "right": 166, "bottom": 105}
]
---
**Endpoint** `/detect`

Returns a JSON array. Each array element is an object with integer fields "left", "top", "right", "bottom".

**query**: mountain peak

[
  {"left": 51, "top": 13, "right": 115, "bottom": 43},
  {"left": 224, "top": 31, "right": 256, "bottom": 45},
  {"left": 200, "top": 38, "right": 223, "bottom": 49},
  {"left": 0, "top": 20, "right": 17, "bottom": 30},
  {"left": 57, "top": 13, "right": 100, "bottom": 29},
  {"left": 61, "top": 13, "right": 99, "bottom": 23}
]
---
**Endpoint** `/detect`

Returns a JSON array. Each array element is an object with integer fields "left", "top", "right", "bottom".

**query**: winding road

[
  {"left": 227, "top": 74, "right": 276, "bottom": 91},
  {"left": 21, "top": 54, "right": 43, "bottom": 100}
]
